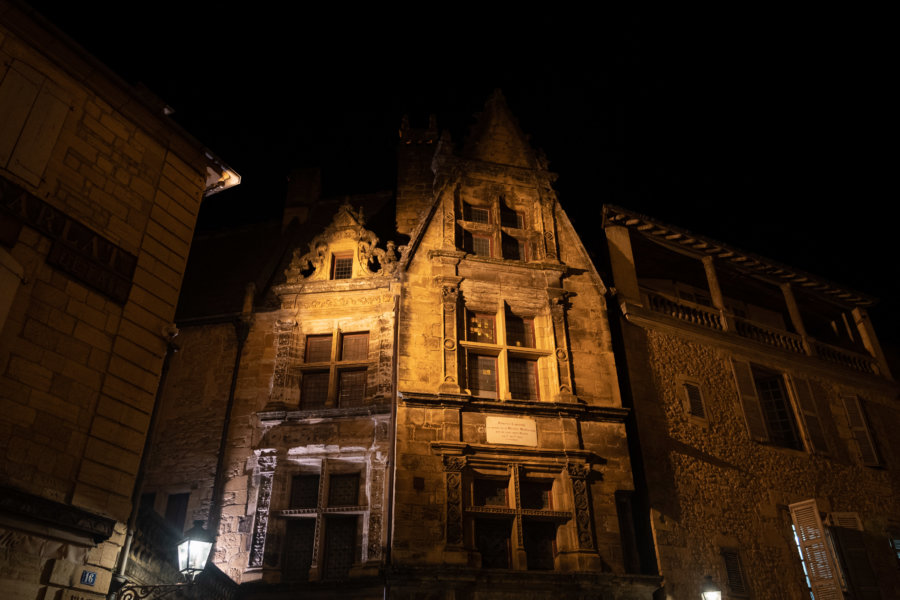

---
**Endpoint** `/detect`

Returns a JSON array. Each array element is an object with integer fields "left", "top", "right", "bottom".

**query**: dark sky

[{"left": 28, "top": 3, "right": 897, "bottom": 345}]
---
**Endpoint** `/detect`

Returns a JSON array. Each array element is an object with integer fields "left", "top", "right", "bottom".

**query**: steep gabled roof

[
  {"left": 460, "top": 89, "right": 539, "bottom": 169},
  {"left": 602, "top": 204, "right": 876, "bottom": 308}
]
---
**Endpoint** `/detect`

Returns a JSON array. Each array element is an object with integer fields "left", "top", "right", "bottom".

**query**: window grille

[
  {"left": 520, "top": 480, "right": 553, "bottom": 510},
  {"left": 523, "top": 521, "right": 556, "bottom": 570},
  {"left": 505, "top": 314, "right": 534, "bottom": 348},
  {"left": 283, "top": 519, "right": 315, "bottom": 581},
  {"left": 301, "top": 371, "right": 329, "bottom": 408},
  {"left": 473, "top": 479, "right": 508, "bottom": 507},
  {"left": 508, "top": 358, "right": 538, "bottom": 400},
  {"left": 322, "top": 516, "right": 357, "bottom": 579},
  {"left": 341, "top": 333, "right": 368, "bottom": 361},
  {"left": 465, "top": 203, "right": 491, "bottom": 224},
  {"left": 475, "top": 519, "right": 511, "bottom": 568},
  {"left": 331, "top": 254, "right": 353, "bottom": 279},
  {"left": 755, "top": 372, "right": 802, "bottom": 450},
  {"left": 472, "top": 235, "right": 492, "bottom": 257},
  {"left": 467, "top": 313, "right": 496, "bottom": 343},
  {"left": 468, "top": 354, "right": 498, "bottom": 398},
  {"left": 305, "top": 335, "right": 332, "bottom": 363},
  {"left": 328, "top": 473, "right": 360, "bottom": 507},
  {"left": 338, "top": 370, "right": 366, "bottom": 407},
  {"left": 290, "top": 474, "right": 320, "bottom": 509}
]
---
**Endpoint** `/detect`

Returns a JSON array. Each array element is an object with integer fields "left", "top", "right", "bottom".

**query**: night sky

[{"left": 27, "top": 4, "right": 897, "bottom": 347}]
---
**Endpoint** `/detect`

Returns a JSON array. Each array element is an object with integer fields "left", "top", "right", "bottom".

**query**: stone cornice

[
  {"left": 399, "top": 391, "right": 629, "bottom": 421},
  {"left": 603, "top": 204, "right": 876, "bottom": 308},
  {"left": 0, "top": 484, "right": 116, "bottom": 544}
]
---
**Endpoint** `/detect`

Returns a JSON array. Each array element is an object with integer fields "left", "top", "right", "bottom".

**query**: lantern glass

[
  {"left": 177, "top": 521, "right": 213, "bottom": 579},
  {"left": 700, "top": 575, "right": 722, "bottom": 600}
]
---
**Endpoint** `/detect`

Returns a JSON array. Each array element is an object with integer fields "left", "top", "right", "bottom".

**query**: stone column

[{"left": 549, "top": 290, "right": 576, "bottom": 402}]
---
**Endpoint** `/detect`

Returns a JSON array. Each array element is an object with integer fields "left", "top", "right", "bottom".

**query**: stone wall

[
  {"left": 0, "top": 4, "right": 228, "bottom": 598},
  {"left": 625, "top": 325, "right": 900, "bottom": 599}
]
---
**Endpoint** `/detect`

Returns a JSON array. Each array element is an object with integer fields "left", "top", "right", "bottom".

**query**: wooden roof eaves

[{"left": 602, "top": 204, "right": 876, "bottom": 308}]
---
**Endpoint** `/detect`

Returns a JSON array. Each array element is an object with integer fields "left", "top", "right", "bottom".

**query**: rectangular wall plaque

[{"left": 485, "top": 416, "right": 537, "bottom": 446}]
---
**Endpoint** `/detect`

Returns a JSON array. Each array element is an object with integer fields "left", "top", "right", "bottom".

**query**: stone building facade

[
  {"left": 143, "top": 93, "right": 659, "bottom": 599},
  {"left": 0, "top": 2, "right": 237, "bottom": 598},
  {"left": 602, "top": 205, "right": 900, "bottom": 599}
]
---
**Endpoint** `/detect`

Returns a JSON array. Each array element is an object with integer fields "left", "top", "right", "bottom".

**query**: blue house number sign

[{"left": 80, "top": 570, "right": 96, "bottom": 586}]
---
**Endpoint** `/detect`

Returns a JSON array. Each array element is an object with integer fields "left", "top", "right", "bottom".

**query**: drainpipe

[
  {"left": 209, "top": 283, "right": 255, "bottom": 538},
  {"left": 108, "top": 327, "right": 180, "bottom": 599},
  {"left": 384, "top": 289, "right": 400, "bottom": 599}
]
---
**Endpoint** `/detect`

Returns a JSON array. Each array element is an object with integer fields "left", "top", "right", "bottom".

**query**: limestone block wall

[
  {"left": 0, "top": 6, "right": 221, "bottom": 598},
  {"left": 626, "top": 326, "right": 900, "bottom": 599}
]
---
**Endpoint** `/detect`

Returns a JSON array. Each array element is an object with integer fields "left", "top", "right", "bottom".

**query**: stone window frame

[
  {"left": 676, "top": 374, "right": 708, "bottom": 425},
  {"left": 458, "top": 195, "right": 534, "bottom": 262},
  {"left": 461, "top": 305, "right": 548, "bottom": 401},
  {"left": 299, "top": 331, "right": 370, "bottom": 409},
  {"left": 461, "top": 462, "right": 571, "bottom": 571},
  {"left": 278, "top": 459, "right": 370, "bottom": 582}
]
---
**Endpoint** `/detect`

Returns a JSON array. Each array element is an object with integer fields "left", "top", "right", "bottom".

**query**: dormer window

[
  {"left": 331, "top": 253, "right": 353, "bottom": 279},
  {"left": 459, "top": 197, "right": 534, "bottom": 262}
]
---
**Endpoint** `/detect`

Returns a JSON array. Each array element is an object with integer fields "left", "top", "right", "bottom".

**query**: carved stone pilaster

[
  {"left": 511, "top": 464, "right": 523, "bottom": 547},
  {"left": 249, "top": 452, "right": 277, "bottom": 568},
  {"left": 266, "top": 319, "right": 297, "bottom": 410},
  {"left": 538, "top": 192, "right": 559, "bottom": 261},
  {"left": 566, "top": 462, "right": 594, "bottom": 550},
  {"left": 443, "top": 455, "right": 467, "bottom": 546},
  {"left": 548, "top": 291, "right": 576, "bottom": 402},
  {"left": 438, "top": 280, "right": 462, "bottom": 394},
  {"left": 367, "top": 467, "right": 385, "bottom": 560}
]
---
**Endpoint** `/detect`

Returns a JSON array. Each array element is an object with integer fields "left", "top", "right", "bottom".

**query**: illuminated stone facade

[
  {"left": 144, "top": 93, "right": 658, "bottom": 598},
  {"left": 603, "top": 206, "right": 900, "bottom": 599},
  {"left": 0, "top": 3, "right": 236, "bottom": 598}
]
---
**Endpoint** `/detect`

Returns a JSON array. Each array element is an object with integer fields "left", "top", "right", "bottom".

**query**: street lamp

[
  {"left": 177, "top": 520, "right": 214, "bottom": 580},
  {"left": 111, "top": 521, "right": 213, "bottom": 599},
  {"left": 700, "top": 575, "right": 722, "bottom": 600}
]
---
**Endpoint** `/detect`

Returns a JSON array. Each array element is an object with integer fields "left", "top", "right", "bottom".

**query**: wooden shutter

[
  {"left": 790, "top": 377, "right": 830, "bottom": 454},
  {"left": 720, "top": 548, "right": 748, "bottom": 595},
  {"left": 842, "top": 395, "right": 880, "bottom": 466},
  {"left": 828, "top": 512, "right": 882, "bottom": 600},
  {"left": 789, "top": 499, "right": 841, "bottom": 600},
  {"left": 730, "top": 359, "right": 768, "bottom": 441},
  {"left": 684, "top": 382, "right": 706, "bottom": 419}
]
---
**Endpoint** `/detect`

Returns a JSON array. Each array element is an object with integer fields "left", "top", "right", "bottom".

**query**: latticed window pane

[
  {"left": 301, "top": 371, "right": 329, "bottom": 408},
  {"left": 684, "top": 383, "right": 705, "bottom": 419},
  {"left": 508, "top": 358, "right": 538, "bottom": 400},
  {"left": 468, "top": 354, "right": 497, "bottom": 398},
  {"left": 523, "top": 521, "right": 556, "bottom": 570},
  {"left": 290, "top": 474, "right": 320, "bottom": 509},
  {"left": 476, "top": 519, "right": 511, "bottom": 568},
  {"left": 505, "top": 314, "right": 534, "bottom": 348},
  {"left": 464, "top": 203, "right": 490, "bottom": 224},
  {"left": 328, "top": 473, "right": 360, "bottom": 506},
  {"left": 283, "top": 519, "right": 315, "bottom": 581},
  {"left": 472, "top": 236, "right": 492, "bottom": 257},
  {"left": 323, "top": 516, "right": 357, "bottom": 579},
  {"left": 473, "top": 479, "right": 508, "bottom": 507},
  {"left": 501, "top": 234, "right": 526, "bottom": 260},
  {"left": 332, "top": 255, "right": 353, "bottom": 279},
  {"left": 467, "top": 313, "right": 496, "bottom": 343},
  {"left": 500, "top": 203, "right": 524, "bottom": 229},
  {"left": 520, "top": 480, "right": 552, "bottom": 510},
  {"left": 340, "top": 333, "right": 368, "bottom": 361},
  {"left": 338, "top": 369, "right": 366, "bottom": 407},
  {"left": 754, "top": 372, "right": 801, "bottom": 450},
  {"left": 305, "top": 335, "right": 332, "bottom": 363}
]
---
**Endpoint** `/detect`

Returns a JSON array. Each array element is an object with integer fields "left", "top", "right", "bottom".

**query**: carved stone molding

[
  {"left": 442, "top": 455, "right": 467, "bottom": 472},
  {"left": 268, "top": 319, "right": 297, "bottom": 408},
  {"left": 445, "top": 471, "right": 463, "bottom": 546},
  {"left": 249, "top": 453, "right": 277, "bottom": 568},
  {"left": 566, "top": 462, "right": 595, "bottom": 550},
  {"left": 439, "top": 279, "right": 462, "bottom": 394}
]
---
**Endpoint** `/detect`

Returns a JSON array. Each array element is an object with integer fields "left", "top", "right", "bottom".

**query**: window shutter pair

[{"left": 729, "top": 359, "right": 829, "bottom": 454}]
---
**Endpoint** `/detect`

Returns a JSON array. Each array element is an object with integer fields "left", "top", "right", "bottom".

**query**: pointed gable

[{"left": 461, "top": 89, "right": 539, "bottom": 169}]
